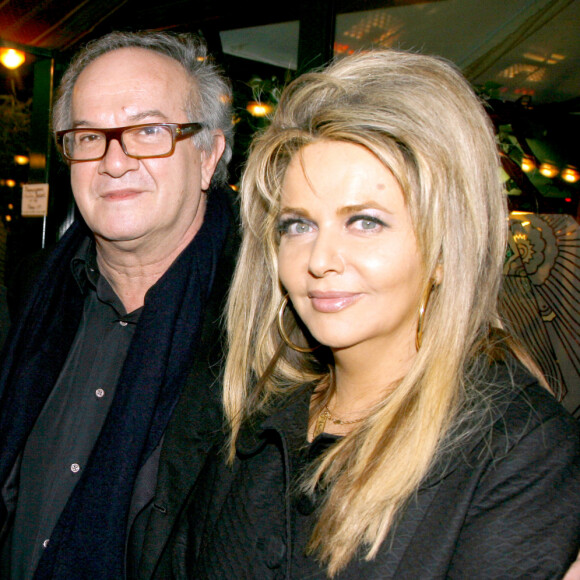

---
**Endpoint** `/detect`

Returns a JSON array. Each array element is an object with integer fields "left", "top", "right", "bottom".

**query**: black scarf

[{"left": 0, "top": 187, "right": 231, "bottom": 578}]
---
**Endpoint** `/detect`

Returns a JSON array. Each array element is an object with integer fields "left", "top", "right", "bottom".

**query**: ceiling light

[
  {"left": 561, "top": 167, "right": 579, "bottom": 183},
  {"left": 0, "top": 48, "right": 26, "bottom": 70},
  {"left": 520, "top": 157, "right": 535, "bottom": 172},
  {"left": 538, "top": 162, "right": 559, "bottom": 179},
  {"left": 523, "top": 52, "right": 546, "bottom": 63}
]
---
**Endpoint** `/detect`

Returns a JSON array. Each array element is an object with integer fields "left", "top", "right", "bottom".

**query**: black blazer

[{"left": 178, "top": 361, "right": 580, "bottom": 579}]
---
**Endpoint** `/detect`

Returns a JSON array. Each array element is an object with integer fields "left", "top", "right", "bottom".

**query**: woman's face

[{"left": 277, "top": 140, "right": 424, "bottom": 360}]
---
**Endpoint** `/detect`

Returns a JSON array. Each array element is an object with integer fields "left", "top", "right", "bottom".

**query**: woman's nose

[{"left": 308, "top": 229, "right": 345, "bottom": 278}]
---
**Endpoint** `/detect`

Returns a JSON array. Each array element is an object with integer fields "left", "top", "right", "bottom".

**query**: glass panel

[
  {"left": 220, "top": 21, "right": 300, "bottom": 70},
  {"left": 334, "top": 0, "right": 579, "bottom": 103}
]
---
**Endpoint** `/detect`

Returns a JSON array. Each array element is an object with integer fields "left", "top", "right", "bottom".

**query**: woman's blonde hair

[{"left": 224, "top": 50, "right": 520, "bottom": 575}]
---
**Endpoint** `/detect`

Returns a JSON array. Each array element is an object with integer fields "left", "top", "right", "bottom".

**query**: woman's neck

[
  {"left": 308, "top": 336, "right": 417, "bottom": 440},
  {"left": 331, "top": 340, "right": 415, "bottom": 415}
]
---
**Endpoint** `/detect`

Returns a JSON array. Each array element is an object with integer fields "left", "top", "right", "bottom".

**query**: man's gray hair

[{"left": 52, "top": 30, "right": 233, "bottom": 186}]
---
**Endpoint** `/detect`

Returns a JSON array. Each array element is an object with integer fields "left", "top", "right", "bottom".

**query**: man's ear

[{"left": 201, "top": 131, "right": 226, "bottom": 191}]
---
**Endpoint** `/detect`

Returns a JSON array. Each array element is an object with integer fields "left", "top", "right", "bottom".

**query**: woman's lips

[{"left": 308, "top": 291, "right": 362, "bottom": 313}]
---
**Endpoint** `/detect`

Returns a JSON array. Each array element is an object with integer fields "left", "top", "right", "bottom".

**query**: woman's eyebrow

[
  {"left": 279, "top": 206, "right": 310, "bottom": 217},
  {"left": 337, "top": 202, "right": 392, "bottom": 216}
]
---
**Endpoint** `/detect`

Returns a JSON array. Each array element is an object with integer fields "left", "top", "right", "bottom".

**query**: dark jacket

[
  {"left": 0, "top": 186, "right": 238, "bottom": 579},
  {"left": 129, "top": 210, "right": 237, "bottom": 578},
  {"left": 133, "top": 269, "right": 229, "bottom": 579},
  {"left": 178, "top": 360, "right": 580, "bottom": 579}
]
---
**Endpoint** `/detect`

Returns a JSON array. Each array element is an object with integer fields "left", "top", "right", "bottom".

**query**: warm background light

[
  {"left": 5, "top": 179, "right": 16, "bottom": 188},
  {"left": 0, "top": 48, "right": 26, "bottom": 70},
  {"left": 520, "top": 157, "right": 535, "bottom": 172},
  {"left": 14, "top": 155, "right": 29, "bottom": 165},
  {"left": 538, "top": 162, "right": 559, "bottom": 178},
  {"left": 246, "top": 101, "right": 273, "bottom": 117},
  {"left": 561, "top": 167, "right": 579, "bottom": 183}
]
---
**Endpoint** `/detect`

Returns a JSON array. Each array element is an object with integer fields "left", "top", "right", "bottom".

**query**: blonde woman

[{"left": 179, "top": 50, "right": 580, "bottom": 578}]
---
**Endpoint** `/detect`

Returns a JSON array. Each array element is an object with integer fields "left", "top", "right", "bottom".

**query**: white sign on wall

[{"left": 22, "top": 183, "right": 49, "bottom": 217}]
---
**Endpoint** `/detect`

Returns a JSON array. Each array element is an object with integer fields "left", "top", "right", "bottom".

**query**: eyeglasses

[{"left": 55, "top": 122, "right": 205, "bottom": 162}]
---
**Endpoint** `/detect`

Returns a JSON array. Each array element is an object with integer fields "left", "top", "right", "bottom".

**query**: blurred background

[
  {"left": 1, "top": 0, "right": 578, "bottom": 271},
  {"left": 1, "top": 0, "right": 579, "bottom": 413}
]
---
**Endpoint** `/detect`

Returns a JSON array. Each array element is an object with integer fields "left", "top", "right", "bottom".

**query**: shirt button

[
  {"left": 119, "top": 320, "right": 128, "bottom": 327},
  {"left": 95, "top": 388, "right": 105, "bottom": 398},
  {"left": 42, "top": 539, "right": 50, "bottom": 548},
  {"left": 71, "top": 463, "right": 81, "bottom": 473}
]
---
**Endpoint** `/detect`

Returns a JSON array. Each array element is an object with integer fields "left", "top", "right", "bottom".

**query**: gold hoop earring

[
  {"left": 416, "top": 284, "right": 434, "bottom": 351},
  {"left": 277, "top": 294, "right": 317, "bottom": 353}
]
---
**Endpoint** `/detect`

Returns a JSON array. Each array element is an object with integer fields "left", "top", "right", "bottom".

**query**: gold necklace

[{"left": 313, "top": 405, "right": 366, "bottom": 438}]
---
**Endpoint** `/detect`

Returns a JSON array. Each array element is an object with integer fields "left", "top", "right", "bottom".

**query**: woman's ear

[{"left": 434, "top": 262, "right": 443, "bottom": 285}]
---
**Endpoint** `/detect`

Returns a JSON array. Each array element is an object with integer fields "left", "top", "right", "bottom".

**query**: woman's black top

[{"left": 174, "top": 359, "right": 580, "bottom": 579}]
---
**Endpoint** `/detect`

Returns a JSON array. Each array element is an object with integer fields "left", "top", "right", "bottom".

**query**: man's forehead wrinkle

[
  {"left": 124, "top": 109, "right": 171, "bottom": 121},
  {"left": 71, "top": 109, "right": 170, "bottom": 128},
  {"left": 72, "top": 105, "right": 174, "bottom": 127}
]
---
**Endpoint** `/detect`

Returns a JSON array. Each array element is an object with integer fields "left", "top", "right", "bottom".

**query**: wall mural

[{"left": 501, "top": 213, "right": 580, "bottom": 418}]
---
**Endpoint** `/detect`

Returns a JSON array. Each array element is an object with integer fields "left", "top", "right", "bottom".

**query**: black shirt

[{"left": 10, "top": 239, "right": 142, "bottom": 579}]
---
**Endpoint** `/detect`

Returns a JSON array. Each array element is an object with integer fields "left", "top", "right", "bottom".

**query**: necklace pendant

[{"left": 313, "top": 409, "right": 330, "bottom": 438}]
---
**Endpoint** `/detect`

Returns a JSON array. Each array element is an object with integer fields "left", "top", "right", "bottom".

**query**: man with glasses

[{"left": 0, "top": 31, "right": 235, "bottom": 579}]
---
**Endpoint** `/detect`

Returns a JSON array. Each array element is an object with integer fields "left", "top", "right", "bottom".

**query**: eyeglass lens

[{"left": 63, "top": 125, "right": 175, "bottom": 160}]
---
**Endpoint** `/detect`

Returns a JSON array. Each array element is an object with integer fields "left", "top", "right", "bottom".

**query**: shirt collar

[
  {"left": 71, "top": 236, "right": 97, "bottom": 294},
  {"left": 70, "top": 236, "right": 141, "bottom": 321}
]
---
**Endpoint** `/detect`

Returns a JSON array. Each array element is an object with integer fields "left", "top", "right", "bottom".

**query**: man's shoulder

[{"left": 6, "top": 221, "right": 89, "bottom": 318}]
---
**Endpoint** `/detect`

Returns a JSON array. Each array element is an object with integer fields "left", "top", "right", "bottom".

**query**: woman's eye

[
  {"left": 278, "top": 219, "right": 314, "bottom": 236},
  {"left": 359, "top": 219, "right": 378, "bottom": 230},
  {"left": 349, "top": 215, "right": 386, "bottom": 231},
  {"left": 293, "top": 222, "right": 312, "bottom": 234}
]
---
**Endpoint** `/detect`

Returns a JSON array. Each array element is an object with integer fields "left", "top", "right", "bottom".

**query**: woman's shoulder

[
  {"left": 429, "top": 356, "right": 579, "bottom": 485},
  {"left": 478, "top": 356, "right": 578, "bottom": 444}
]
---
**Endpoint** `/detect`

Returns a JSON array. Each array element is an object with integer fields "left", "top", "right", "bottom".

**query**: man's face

[{"left": 69, "top": 47, "right": 223, "bottom": 253}]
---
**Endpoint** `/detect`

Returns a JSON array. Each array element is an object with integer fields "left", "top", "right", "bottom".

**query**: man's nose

[{"left": 98, "top": 136, "right": 139, "bottom": 177}]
